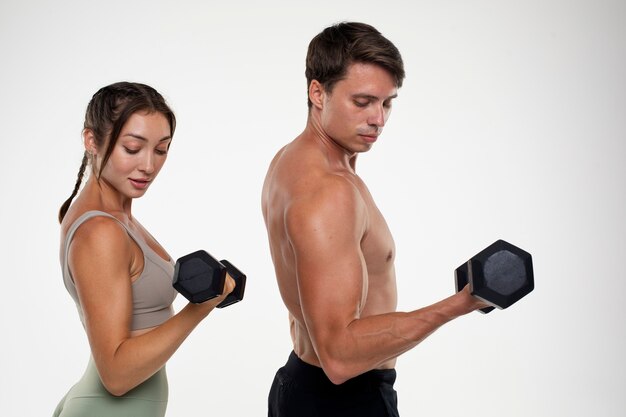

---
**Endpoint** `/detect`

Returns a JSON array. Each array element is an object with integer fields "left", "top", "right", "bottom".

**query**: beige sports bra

[{"left": 61, "top": 210, "right": 177, "bottom": 330}]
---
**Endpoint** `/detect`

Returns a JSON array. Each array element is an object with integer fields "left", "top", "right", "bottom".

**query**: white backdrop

[{"left": 1, "top": 0, "right": 624, "bottom": 416}]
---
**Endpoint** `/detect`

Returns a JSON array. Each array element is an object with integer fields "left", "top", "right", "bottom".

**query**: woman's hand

[{"left": 188, "top": 272, "right": 237, "bottom": 313}]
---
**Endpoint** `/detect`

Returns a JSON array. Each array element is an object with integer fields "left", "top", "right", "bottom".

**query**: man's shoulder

[
  {"left": 272, "top": 141, "right": 350, "bottom": 187},
  {"left": 286, "top": 172, "right": 364, "bottom": 223}
]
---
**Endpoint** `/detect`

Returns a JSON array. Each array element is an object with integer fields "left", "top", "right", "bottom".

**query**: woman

[{"left": 53, "top": 82, "right": 234, "bottom": 417}]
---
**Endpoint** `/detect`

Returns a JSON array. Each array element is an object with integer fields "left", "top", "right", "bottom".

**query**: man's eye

[{"left": 354, "top": 100, "right": 368, "bottom": 107}]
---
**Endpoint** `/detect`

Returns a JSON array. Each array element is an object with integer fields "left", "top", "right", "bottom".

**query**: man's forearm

[{"left": 314, "top": 289, "right": 481, "bottom": 384}]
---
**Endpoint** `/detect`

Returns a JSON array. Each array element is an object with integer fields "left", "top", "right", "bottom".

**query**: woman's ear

[{"left": 83, "top": 129, "right": 98, "bottom": 156}]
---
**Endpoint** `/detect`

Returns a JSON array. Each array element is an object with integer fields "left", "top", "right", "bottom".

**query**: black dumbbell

[
  {"left": 455, "top": 240, "right": 534, "bottom": 313},
  {"left": 173, "top": 250, "right": 246, "bottom": 308}
]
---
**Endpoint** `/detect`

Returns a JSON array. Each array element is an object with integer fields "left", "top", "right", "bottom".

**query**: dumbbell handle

[
  {"left": 455, "top": 261, "right": 495, "bottom": 314},
  {"left": 217, "top": 259, "right": 247, "bottom": 308}
]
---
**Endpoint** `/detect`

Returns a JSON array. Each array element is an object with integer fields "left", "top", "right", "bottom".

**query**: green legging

[{"left": 53, "top": 357, "right": 168, "bottom": 417}]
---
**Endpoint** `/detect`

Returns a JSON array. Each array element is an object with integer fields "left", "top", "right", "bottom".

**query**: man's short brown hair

[{"left": 305, "top": 22, "right": 405, "bottom": 108}]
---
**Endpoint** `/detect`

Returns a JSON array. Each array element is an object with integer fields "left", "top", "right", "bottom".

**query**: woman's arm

[{"left": 69, "top": 216, "right": 234, "bottom": 396}]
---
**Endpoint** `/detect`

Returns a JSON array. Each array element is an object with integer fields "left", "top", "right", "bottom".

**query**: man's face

[{"left": 319, "top": 62, "right": 398, "bottom": 153}]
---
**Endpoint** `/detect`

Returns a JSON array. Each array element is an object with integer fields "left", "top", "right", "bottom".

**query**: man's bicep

[{"left": 286, "top": 195, "right": 367, "bottom": 340}]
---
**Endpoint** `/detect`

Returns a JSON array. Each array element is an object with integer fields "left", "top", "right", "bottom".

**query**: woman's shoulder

[
  {"left": 65, "top": 209, "right": 131, "bottom": 251},
  {"left": 62, "top": 206, "right": 111, "bottom": 232}
]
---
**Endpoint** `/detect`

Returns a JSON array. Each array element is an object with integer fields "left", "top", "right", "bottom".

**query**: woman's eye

[
  {"left": 155, "top": 149, "right": 168, "bottom": 156},
  {"left": 124, "top": 147, "right": 140, "bottom": 155}
]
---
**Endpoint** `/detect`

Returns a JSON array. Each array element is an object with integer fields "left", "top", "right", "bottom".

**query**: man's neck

[{"left": 304, "top": 113, "right": 358, "bottom": 173}]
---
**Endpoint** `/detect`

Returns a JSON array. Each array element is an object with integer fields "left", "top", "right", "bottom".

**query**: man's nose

[{"left": 368, "top": 104, "right": 386, "bottom": 127}]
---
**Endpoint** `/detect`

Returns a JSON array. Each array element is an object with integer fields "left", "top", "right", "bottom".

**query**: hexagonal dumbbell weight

[
  {"left": 173, "top": 250, "right": 246, "bottom": 308},
  {"left": 455, "top": 240, "right": 534, "bottom": 313}
]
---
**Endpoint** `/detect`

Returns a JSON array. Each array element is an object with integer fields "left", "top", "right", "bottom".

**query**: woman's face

[{"left": 96, "top": 111, "right": 172, "bottom": 199}]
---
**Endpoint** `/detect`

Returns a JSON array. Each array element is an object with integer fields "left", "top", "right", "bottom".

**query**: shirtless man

[{"left": 262, "top": 22, "right": 489, "bottom": 416}]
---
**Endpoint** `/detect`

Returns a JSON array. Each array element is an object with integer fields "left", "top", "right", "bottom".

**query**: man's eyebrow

[
  {"left": 123, "top": 133, "right": 172, "bottom": 142},
  {"left": 352, "top": 93, "right": 398, "bottom": 101}
]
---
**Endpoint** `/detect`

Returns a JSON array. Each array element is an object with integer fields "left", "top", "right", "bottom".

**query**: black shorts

[{"left": 268, "top": 351, "right": 399, "bottom": 417}]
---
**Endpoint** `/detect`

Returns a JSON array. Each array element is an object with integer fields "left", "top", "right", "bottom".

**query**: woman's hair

[
  {"left": 305, "top": 22, "right": 405, "bottom": 108},
  {"left": 58, "top": 82, "right": 176, "bottom": 223}
]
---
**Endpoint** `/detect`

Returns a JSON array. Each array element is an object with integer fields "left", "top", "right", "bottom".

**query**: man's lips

[{"left": 359, "top": 133, "right": 379, "bottom": 143}]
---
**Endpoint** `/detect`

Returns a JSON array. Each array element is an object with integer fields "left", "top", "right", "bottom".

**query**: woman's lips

[{"left": 129, "top": 178, "right": 150, "bottom": 189}]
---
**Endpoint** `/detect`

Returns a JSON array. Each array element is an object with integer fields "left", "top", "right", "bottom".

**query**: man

[{"left": 262, "top": 22, "right": 488, "bottom": 416}]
